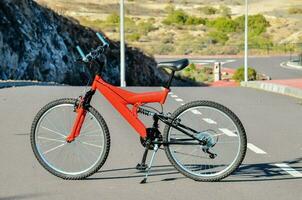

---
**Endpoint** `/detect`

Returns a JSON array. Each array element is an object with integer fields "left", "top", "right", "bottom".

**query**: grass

[{"left": 36, "top": 0, "right": 302, "bottom": 56}]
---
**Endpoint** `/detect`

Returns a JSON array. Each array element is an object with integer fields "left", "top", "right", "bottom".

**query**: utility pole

[
  {"left": 244, "top": 0, "right": 249, "bottom": 82},
  {"left": 120, "top": 0, "right": 126, "bottom": 87}
]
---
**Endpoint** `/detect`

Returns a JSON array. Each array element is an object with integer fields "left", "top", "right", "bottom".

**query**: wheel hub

[{"left": 196, "top": 130, "right": 218, "bottom": 148}]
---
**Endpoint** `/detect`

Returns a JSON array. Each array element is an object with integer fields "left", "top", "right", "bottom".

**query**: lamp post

[
  {"left": 244, "top": 0, "right": 249, "bottom": 82},
  {"left": 120, "top": 0, "right": 126, "bottom": 87}
]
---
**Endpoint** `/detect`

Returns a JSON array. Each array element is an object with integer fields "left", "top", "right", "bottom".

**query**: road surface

[
  {"left": 156, "top": 56, "right": 302, "bottom": 80},
  {"left": 0, "top": 86, "right": 301, "bottom": 200}
]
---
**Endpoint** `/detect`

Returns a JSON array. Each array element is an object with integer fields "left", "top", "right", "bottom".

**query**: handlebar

[
  {"left": 76, "top": 46, "right": 88, "bottom": 62},
  {"left": 96, "top": 32, "right": 109, "bottom": 47},
  {"left": 76, "top": 32, "right": 109, "bottom": 63}
]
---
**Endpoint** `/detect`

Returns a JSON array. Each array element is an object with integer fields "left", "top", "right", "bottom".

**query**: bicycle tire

[
  {"left": 30, "top": 98, "right": 110, "bottom": 180},
  {"left": 163, "top": 100, "right": 247, "bottom": 182}
]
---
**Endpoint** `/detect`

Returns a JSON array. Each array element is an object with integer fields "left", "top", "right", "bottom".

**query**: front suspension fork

[
  {"left": 66, "top": 89, "right": 95, "bottom": 142},
  {"left": 66, "top": 107, "right": 87, "bottom": 142}
]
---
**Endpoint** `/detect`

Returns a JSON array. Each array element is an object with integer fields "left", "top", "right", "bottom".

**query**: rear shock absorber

[{"left": 137, "top": 107, "right": 155, "bottom": 116}]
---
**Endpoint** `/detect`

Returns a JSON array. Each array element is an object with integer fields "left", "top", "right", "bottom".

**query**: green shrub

[
  {"left": 126, "top": 33, "right": 141, "bottom": 41},
  {"left": 163, "top": 9, "right": 188, "bottom": 25},
  {"left": 199, "top": 6, "right": 219, "bottom": 15},
  {"left": 156, "top": 44, "right": 175, "bottom": 54},
  {"left": 288, "top": 7, "right": 302, "bottom": 14},
  {"left": 164, "top": 5, "right": 175, "bottom": 13},
  {"left": 184, "top": 63, "right": 196, "bottom": 73},
  {"left": 219, "top": 5, "right": 231, "bottom": 18},
  {"left": 163, "top": 8, "right": 205, "bottom": 26},
  {"left": 234, "top": 14, "right": 270, "bottom": 36},
  {"left": 137, "top": 21, "right": 156, "bottom": 34},
  {"left": 232, "top": 67, "right": 257, "bottom": 82},
  {"left": 182, "top": 64, "right": 213, "bottom": 82},
  {"left": 106, "top": 13, "right": 120, "bottom": 24},
  {"left": 161, "top": 33, "right": 174, "bottom": 44},
  {"left": 208, "top": 31, "right": 229, "bottom": 44},
  {"left": 207, "top": 17, "right": 238, "bottom": 33},
  {"left": 248, "top": 34, "right": 273, "bottom": 47},
  {"left": 185, "top": 16, "right": 206, "bottom": 25}
]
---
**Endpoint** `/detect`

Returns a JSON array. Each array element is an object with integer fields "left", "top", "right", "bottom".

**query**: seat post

[{"left": 165, "top": 71, "right": 175, "bottom": 89}]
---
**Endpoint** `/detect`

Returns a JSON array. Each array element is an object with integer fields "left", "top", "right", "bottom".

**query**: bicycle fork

[
  {"left": 66, "top": 90, "right": 96, "bottom": 142},
  {"left": 66, "top": 107, "right": 87, "bottom": 142}
]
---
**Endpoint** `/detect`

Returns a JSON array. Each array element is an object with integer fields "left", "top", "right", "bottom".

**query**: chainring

[{"left": 140, "top": 128, "right": 162, "bottom": 150}]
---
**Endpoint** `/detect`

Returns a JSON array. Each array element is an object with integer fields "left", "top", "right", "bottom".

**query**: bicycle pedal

[{"left": 136, "top": 163, "right": 148, "bottom": 171}]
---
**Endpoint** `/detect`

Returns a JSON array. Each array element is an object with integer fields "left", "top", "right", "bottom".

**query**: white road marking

[
  {"left": 191, "top": 59, "right": 216, "bottom": 63},
  {"left": 247, "top": 143, "right": 267, "bottom": 154},
  {"left": 175, "top": 98, "right": 184, "bottom": 102},
  {"left": 169, "top": 92, "right": 173, "bottom": 94},
  {"left": 275, "top": 163, "right": 302, "bottom": 177},
  {"left": 181, "top": 103, "right": 185, "bottom": 106},
  {"left": 171, "top": 95, "right": 178, "bottom": 98},
  {"left": 191, "top": 109, "right": 202, "bottom": 115},
  {"left": 219, "top": 128, "right": 237, "bottom": 137},
  {"left": 203, "top": 118, "right": 217, "bottom": 124}
]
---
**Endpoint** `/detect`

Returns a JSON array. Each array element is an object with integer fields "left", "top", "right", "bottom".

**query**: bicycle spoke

[
  {"left": 38, "top": 136, "right": 65, "bottom": 143},
  {"left": 79, "top": 134, "right": 100, "bottom": 137},
  {"left": 43, "top": 143, "right": 66, "bottom": 155},
  {"left": 166, "top": 102, "right": 245, "bottom": 180},
  {"left": 41, "top": 126, "right": 66, "bottom": 138},
  {"left": 44, "top": 116, "right": 65, "bottom": 135},
  {"left": 173, "top": 150, "right": 211, "bottom": 159},
  {"left": 33, "top": 102, "right": 108, "bottom": 177},
  {"left": 80, "top": 141, "right": 102, "bottom": 149},
  {"left": 80, "top": 129, "right": 100, "bottom": 136}
]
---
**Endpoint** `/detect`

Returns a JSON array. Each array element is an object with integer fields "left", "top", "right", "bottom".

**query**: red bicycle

[{"left": 30, "top": 33, "right": 247, "bottom": 183}]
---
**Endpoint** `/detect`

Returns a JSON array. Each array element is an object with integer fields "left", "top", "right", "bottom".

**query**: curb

[
  {"left": 280, "top": 61, "right": 302, "bottom": 70},
  {"left": 0, "top": 81, "right": 61, "bottom": 89},
  {"left": 287, "top": 61, "right": 302, "bottom": 69},
  {"left": 241, "top": 81, "right": 302, "bottom": 99}
]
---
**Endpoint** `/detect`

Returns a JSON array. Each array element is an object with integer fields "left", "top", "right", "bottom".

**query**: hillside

[
  {"left": 36, "top": 0, "right": 302, "bottom": 56},
  {"left": 0, "top": 0, "right": 170, "bottom": 86}
]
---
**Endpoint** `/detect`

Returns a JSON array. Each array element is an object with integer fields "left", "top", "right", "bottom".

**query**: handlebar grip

[
  {"left": 96, "top": 32, "right": 109, "bottom": 47},
  {"left": 76, "top": 46, "right": 86, "bottom": 60}
]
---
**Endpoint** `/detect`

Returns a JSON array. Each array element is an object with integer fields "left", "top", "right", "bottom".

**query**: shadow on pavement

[
  {"left": 87, "top": 165, "right": 183, "bottom": 181},
  {"left": 87, "top": 157, "right": 302, "bottom": 183},
  {"left": 226, "top": 157, "right": 302, "bottom": 182}
]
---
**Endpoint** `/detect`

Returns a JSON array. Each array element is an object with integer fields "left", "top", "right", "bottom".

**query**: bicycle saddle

[{"left": 157, "top": 59, "right": 189, "bottom": 71}]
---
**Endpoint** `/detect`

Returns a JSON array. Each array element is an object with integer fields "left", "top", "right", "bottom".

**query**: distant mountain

[{"left": 0, "top": 0, "right": 170, "bottom": 86}]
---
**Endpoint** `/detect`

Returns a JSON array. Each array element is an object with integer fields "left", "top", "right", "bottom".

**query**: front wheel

[
  {"left": 30, "top": 98, "right": 110, "bottom": 180},
  {"left": 163, "top": 101, "right": 247, "bottom": 182}
]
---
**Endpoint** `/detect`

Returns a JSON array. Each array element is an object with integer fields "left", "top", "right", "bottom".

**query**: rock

[{"left": 0, "top": 0, "right": 170, "bottom": 86}]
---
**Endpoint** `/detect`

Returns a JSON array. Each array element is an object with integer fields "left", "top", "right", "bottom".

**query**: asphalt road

[
  {"left": 156, "top": 56, "right": 302, "bottom": 80},
  {"left": 0, "top": 86, "right": 302, "bottom": 200}
]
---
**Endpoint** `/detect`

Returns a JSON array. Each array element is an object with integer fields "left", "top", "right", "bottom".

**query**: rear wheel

[
  {"left": 30, "top": 98, "right": 110, "bottom": 180},
  {"left": 163, "top": 101, "right": 246, "bottom": 181}
]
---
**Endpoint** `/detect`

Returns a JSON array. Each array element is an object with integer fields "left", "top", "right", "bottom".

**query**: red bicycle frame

[{"left": 66, "top": 75, "right": 170, "bottom": 142}]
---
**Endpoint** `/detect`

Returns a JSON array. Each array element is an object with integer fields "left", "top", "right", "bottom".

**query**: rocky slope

[{"left": 0, "top": 0, "right": 170, "bottom": 86}]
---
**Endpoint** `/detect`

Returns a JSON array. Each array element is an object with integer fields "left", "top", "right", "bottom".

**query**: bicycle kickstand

[
  {"left": 136, "top": 148, "right": 149, "bottom": 171},
  {"left": 140, "top": 140, "right": 159, "bottom": 184}
]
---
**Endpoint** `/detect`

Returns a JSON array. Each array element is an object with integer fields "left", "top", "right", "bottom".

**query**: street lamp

[
  {"left": 244, "top": 0, "right": 249, "bottom": 82},
  {"left": 120, "top": 0, "right": 126, "bottom": 87}
]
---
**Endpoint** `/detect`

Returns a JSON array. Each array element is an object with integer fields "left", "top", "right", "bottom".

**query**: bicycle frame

[{"left": 66, "top": 75, "right": 170, "bottom": 142}]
